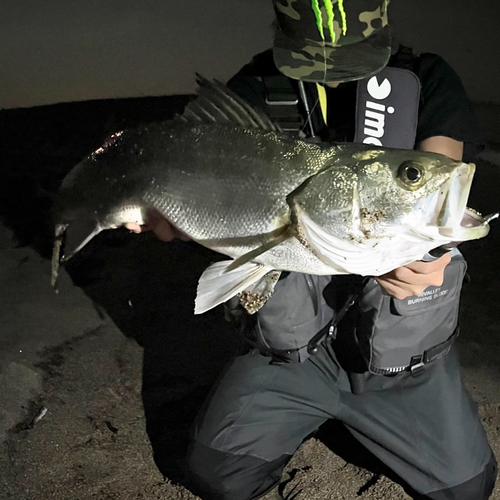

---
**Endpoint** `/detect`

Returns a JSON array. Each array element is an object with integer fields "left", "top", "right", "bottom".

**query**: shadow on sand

[{"left": 64, "top": 234, "right": 242, "bottom": 482}]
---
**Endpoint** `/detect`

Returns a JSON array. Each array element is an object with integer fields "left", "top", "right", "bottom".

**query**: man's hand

[
  {"left": 124, "top": 209, "right": 190, "bottom": 242},
  {"left": 374, "top": 252, "right": 452, "bottom": 300}
]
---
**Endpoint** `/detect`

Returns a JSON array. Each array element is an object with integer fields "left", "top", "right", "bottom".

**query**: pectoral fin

[
  {"left": 226, "top": 225, "right": 295, "bottom": 272},
  {"left": 195, "top": 260, "right": 274, "bottom": 314}
]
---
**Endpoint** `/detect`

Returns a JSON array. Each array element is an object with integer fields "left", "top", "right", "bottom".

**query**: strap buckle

[
  {"left": 409, "top": 355, "right": 426, "bottom": 378},
  {"left": 265, "top": 96, "right": 299, "bottom": 106}
]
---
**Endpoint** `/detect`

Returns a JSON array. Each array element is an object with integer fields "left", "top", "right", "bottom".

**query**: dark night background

[{"left": 0, "top": 1, "right": 499, "bottom": 499}]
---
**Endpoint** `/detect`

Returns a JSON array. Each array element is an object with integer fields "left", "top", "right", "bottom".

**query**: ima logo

[{"left": 363, "top": 75, "right": 394, "bottom": 146}]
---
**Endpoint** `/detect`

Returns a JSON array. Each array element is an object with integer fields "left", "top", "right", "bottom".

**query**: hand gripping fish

[{"left": 52, "top": 75, "right": 495, "bottom": 314}]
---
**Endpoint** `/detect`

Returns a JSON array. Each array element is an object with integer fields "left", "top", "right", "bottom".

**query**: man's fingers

[
  {"left": 374, "top": 253, "right": 452, "bottom": 299},
  {"left": 404, "top": 252, "right": 452, "bottom": 275},
  {"left": 374, "top": 277, "right": 430, "bottom": 299},
  {"left": 387, "top": 266, "right": 444, "bottom": 288},
  {"left": 125, "top": 222, "right": 143, "bottom": 233},
  {"left": 123, "top": 210, "right": 182, "bottom": 242},
  {"left": 384, "top": 253, "right": 451, "bottom": 286},
  {"left": 150, "top": 221, "right": 178, "bottom": 242}
]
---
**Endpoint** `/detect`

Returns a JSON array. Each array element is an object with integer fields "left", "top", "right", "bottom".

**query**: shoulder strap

[
  {"left": 390, "top": 44, "right": 416, "bottom": 71},
  {"left": 261, "top": 74, "right": 304, "bottom": 134},
  {"left": 354, "top": 66, "right": 421, "bottom": 149},
  {"left": 261, "top": 74, "right": 328, "bottom": 139}
]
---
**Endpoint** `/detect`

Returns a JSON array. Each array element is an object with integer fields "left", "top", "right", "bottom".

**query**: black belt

[{"left": 408, "top": 326, "right": 459, "bottom": 377}]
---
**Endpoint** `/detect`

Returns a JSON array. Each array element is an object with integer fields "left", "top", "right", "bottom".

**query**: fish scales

[{"left": 140, "top": 123, "right": 335, "bottom": 241}]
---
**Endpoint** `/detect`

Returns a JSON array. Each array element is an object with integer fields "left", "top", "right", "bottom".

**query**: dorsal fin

[{"left": 181, "top": 74, "right": 281, "bottom": 133}]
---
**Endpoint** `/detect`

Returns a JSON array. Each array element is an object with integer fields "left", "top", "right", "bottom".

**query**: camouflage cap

[{"left": 272, "top": 0, "right": 391, "bottom": 83}]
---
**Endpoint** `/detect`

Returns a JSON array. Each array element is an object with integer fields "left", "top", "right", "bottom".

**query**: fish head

[{"left": 292, "top": 147, "right": 489, "bottom": 245}]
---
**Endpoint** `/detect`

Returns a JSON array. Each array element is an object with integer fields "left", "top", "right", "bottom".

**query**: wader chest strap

[{"left": 262, "top": 75, "right": 303, "bottom": 133}]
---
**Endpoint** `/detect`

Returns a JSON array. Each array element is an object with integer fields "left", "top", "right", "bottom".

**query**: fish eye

[{"left": 398, "top": 161, "right": 424, "bottom": 188}]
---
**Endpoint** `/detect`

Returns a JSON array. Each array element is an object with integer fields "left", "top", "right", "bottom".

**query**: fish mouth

[
  {"left": 439, "top": 208, "right": 497, "bottom": 240},
  {"left": 434, "top": 162, "right": 491, "bottom": 241}
]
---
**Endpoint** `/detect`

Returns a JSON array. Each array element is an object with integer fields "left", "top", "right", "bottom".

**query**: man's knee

[
  {"left": 186, "top": 440, "right": 288, "bottom": 500},
  {"left": 423, "top": 453, "right": 497, "bottom": 500}
]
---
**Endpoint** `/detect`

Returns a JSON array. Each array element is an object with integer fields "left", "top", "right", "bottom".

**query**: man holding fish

[{"left": 118, "top": 0, "right": 497, "bottom": 498}]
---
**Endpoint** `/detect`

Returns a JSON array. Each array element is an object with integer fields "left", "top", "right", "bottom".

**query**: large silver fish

[{"left": 53, "top": 76, "right": 493, "bottom": 314}]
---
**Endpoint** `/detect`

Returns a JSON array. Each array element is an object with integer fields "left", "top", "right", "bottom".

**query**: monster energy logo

[{"left": 311, "top": 0, "right": 347, "bottom": 42}]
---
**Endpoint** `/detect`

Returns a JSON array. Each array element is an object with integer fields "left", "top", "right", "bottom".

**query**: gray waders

[{"left": 186, "top": 344, "right": 496, "bottom": 499}]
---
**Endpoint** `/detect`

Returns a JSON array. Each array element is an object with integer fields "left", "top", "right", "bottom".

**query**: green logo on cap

[{"left": 310, "top": 0, "right": 347, "bottom": 43}]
